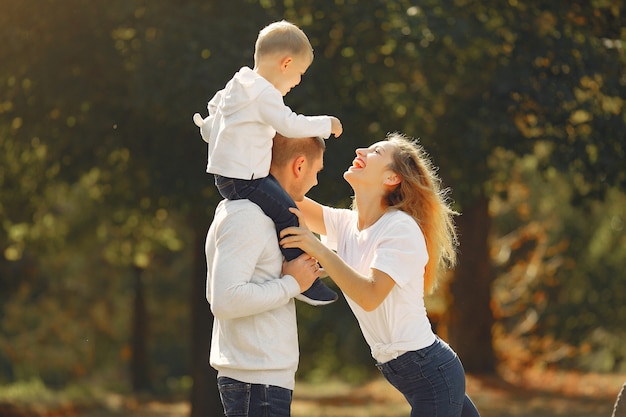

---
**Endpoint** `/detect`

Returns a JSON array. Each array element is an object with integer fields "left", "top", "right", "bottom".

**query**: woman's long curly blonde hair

[{"left": 384, "top": 132, "right": 459, "bottom": 294}]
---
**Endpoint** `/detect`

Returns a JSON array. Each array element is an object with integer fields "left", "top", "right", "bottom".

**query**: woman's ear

[{"left": 384, "top": 172, "right": 401, "bottom": 186}]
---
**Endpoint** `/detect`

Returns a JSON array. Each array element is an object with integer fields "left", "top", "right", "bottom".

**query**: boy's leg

[
  {"left": 214, "top": 175, "right": 240, "bottom": 200},
  {"left": 246, "top": 176, "right": 304, "bottom": 262},
  {"left": 246, "top": 175, "right": 337, "bottom": 305}
]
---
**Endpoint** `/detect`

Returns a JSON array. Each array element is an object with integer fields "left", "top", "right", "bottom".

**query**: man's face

[{"left": 292, "top": 151, "right": 323, "bottom": 201}]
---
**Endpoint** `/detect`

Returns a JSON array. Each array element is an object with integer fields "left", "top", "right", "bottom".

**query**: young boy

[{"left": 193, "top": 20, "right": 342, "bottom": 305}]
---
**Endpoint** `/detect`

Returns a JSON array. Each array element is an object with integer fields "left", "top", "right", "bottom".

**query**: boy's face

[{"left": 276, "top": 54, "right": 311, "bottom": 96}]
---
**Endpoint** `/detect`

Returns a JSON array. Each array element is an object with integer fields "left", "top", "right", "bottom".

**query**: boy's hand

[{"left": 330, "top": 116, "right": 343, "bottom": 138}]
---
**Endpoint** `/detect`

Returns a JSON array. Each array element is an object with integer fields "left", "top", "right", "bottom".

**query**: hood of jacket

[{"left": 219, "top": 67, "right": 275, "bottom": 116}]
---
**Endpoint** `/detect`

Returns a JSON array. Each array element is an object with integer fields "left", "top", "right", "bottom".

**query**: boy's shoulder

[{"left": 226, "top": 67, "right": 279, "bottom": 100}]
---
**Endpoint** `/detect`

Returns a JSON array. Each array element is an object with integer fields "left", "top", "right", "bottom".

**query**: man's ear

[
  {"left": 384, "top": 172, "right": 401, "bottom": 186},
  {"left": 292, "top": 156, "right": 306, "bottom": 176}
]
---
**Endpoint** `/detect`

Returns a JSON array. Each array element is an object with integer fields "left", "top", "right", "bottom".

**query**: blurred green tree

[
  {"left": 0, "top": 0, "right": 197, "bottom": 392},
  {"left": 490, "top": 149, "right": 626, "bottom": 373}
]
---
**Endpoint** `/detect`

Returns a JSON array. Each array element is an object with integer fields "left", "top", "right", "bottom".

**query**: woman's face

[{"left": 344, "top": 141, "right": 398, "bottom": 189}]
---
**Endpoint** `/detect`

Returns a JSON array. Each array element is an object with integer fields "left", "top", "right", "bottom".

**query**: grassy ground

[
  {"left": 292, "top": 371, "right": 623, "bottom": 417},
  {"left": 1, "top": 369, "right": 624, "bottom": 417}
]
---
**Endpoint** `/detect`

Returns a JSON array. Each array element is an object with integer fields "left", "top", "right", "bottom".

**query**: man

[{"left": 205, "top": 133, "right": 326, "bottom": 416}]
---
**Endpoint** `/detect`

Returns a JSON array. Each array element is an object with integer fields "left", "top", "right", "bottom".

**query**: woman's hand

[
  {"left": 282, "top": 209, "right": 395, "bottom": 311},
  {"left": 280, "top": 208, "right": 326, "bottom": 259}
]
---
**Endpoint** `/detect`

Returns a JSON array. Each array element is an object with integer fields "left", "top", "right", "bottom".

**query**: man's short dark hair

[{"left": 271, "top": 134, "right": 325, "bottom": 168}]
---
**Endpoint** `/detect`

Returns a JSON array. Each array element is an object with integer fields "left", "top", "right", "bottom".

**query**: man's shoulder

[
  {"left": 210, "top": 200, "right": 277, "bottom": 247},
  {"left": 214, "top": 199, "right": 272, "bottom": 223}
]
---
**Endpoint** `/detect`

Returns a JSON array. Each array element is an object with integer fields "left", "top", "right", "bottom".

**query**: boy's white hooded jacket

[{"left": 194, "top": 66, "right": 332, "bottom": 180}]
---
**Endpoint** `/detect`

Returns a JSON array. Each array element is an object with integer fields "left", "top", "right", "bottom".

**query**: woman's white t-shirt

[{"left": 322, "top": 206, "right": 436, "bottom": 364}]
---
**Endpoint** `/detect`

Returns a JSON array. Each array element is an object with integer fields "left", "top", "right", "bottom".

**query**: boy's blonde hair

[{"left": 254, "top": 20, "right": 314, "bottom": 63}]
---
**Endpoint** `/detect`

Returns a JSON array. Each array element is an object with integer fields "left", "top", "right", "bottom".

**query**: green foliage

[
  {"left": 0, "top": 378, "right": 92, "bottom": 406},
  {"left": 491, "top": 149, "right": 626, "bottom": 372},
  {"left": 261, "top": 0, "right": 625, "bottom": 205},
  {"left": 0, "top": 0, "right": 204, "bottom": 388}
]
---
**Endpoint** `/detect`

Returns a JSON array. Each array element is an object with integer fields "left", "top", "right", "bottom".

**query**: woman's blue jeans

[
  {"left": 217, "top": 377, "right": 292, "bottom": 417},
  {"left": 376, "top": 337, "right": 481, "bottom": 417}
]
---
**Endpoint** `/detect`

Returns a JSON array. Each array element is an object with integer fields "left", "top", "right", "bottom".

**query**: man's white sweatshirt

[{"left": 206, "top": 199, "right": 302, "bottom": 390}]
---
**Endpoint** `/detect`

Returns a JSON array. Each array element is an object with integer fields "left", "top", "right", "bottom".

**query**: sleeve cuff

[{"left": 281, "top": 274, "right": 301, "bottom": 297}]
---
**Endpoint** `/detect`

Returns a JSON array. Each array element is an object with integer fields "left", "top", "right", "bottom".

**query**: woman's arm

[
  {"left": 314, "top": 247, "right": 395, "bottom": 311},
  {"left": 296, "top": 197, "right": 326, "bottom": 235},
  {"left": 280, "top": 209, "right": 395, "bottom": 311}
]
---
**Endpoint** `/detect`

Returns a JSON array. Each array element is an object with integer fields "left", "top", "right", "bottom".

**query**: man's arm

[{"left": 207, "top": 205, "right": 299, "bottom": 320}]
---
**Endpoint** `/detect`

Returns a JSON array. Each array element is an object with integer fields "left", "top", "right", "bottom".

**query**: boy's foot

[{"left": 295, "top": 278, "right": 338, "bottom": 306}]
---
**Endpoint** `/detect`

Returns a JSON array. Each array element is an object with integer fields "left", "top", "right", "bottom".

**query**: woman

[{"left": 280, "top": 132, "right": 481, "bottom": 417}]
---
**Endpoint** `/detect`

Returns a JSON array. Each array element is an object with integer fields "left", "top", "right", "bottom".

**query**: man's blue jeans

[
  {"left": 217, "top": 377, "right": 292, "bottom": 417},
  {"left": 376, "top": 337, "right": 481, "bottom": 417}
]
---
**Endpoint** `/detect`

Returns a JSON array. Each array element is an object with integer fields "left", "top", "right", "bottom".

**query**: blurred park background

[{"left": 1, "top": 0, "right": 625, "bottom": 416}]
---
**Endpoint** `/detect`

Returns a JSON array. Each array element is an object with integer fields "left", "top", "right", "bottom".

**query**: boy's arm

[{"left": 257, "top": 88, "right": 336, "bottom": 139}]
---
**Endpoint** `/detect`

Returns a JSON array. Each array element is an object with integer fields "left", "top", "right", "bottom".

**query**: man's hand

[{"left": 282, "top": 253, "right": 321, "bottom": 293}]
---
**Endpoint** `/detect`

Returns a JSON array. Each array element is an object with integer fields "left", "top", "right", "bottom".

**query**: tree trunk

[
  {"left": 189, "top": 222, "right": 221, "bottom": 417},
  {"left": 447, "top": 194, "right": 496, "bottom": 374},
  {"left": 131, "top": 265, "right": 151, "bottom": 391}
]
